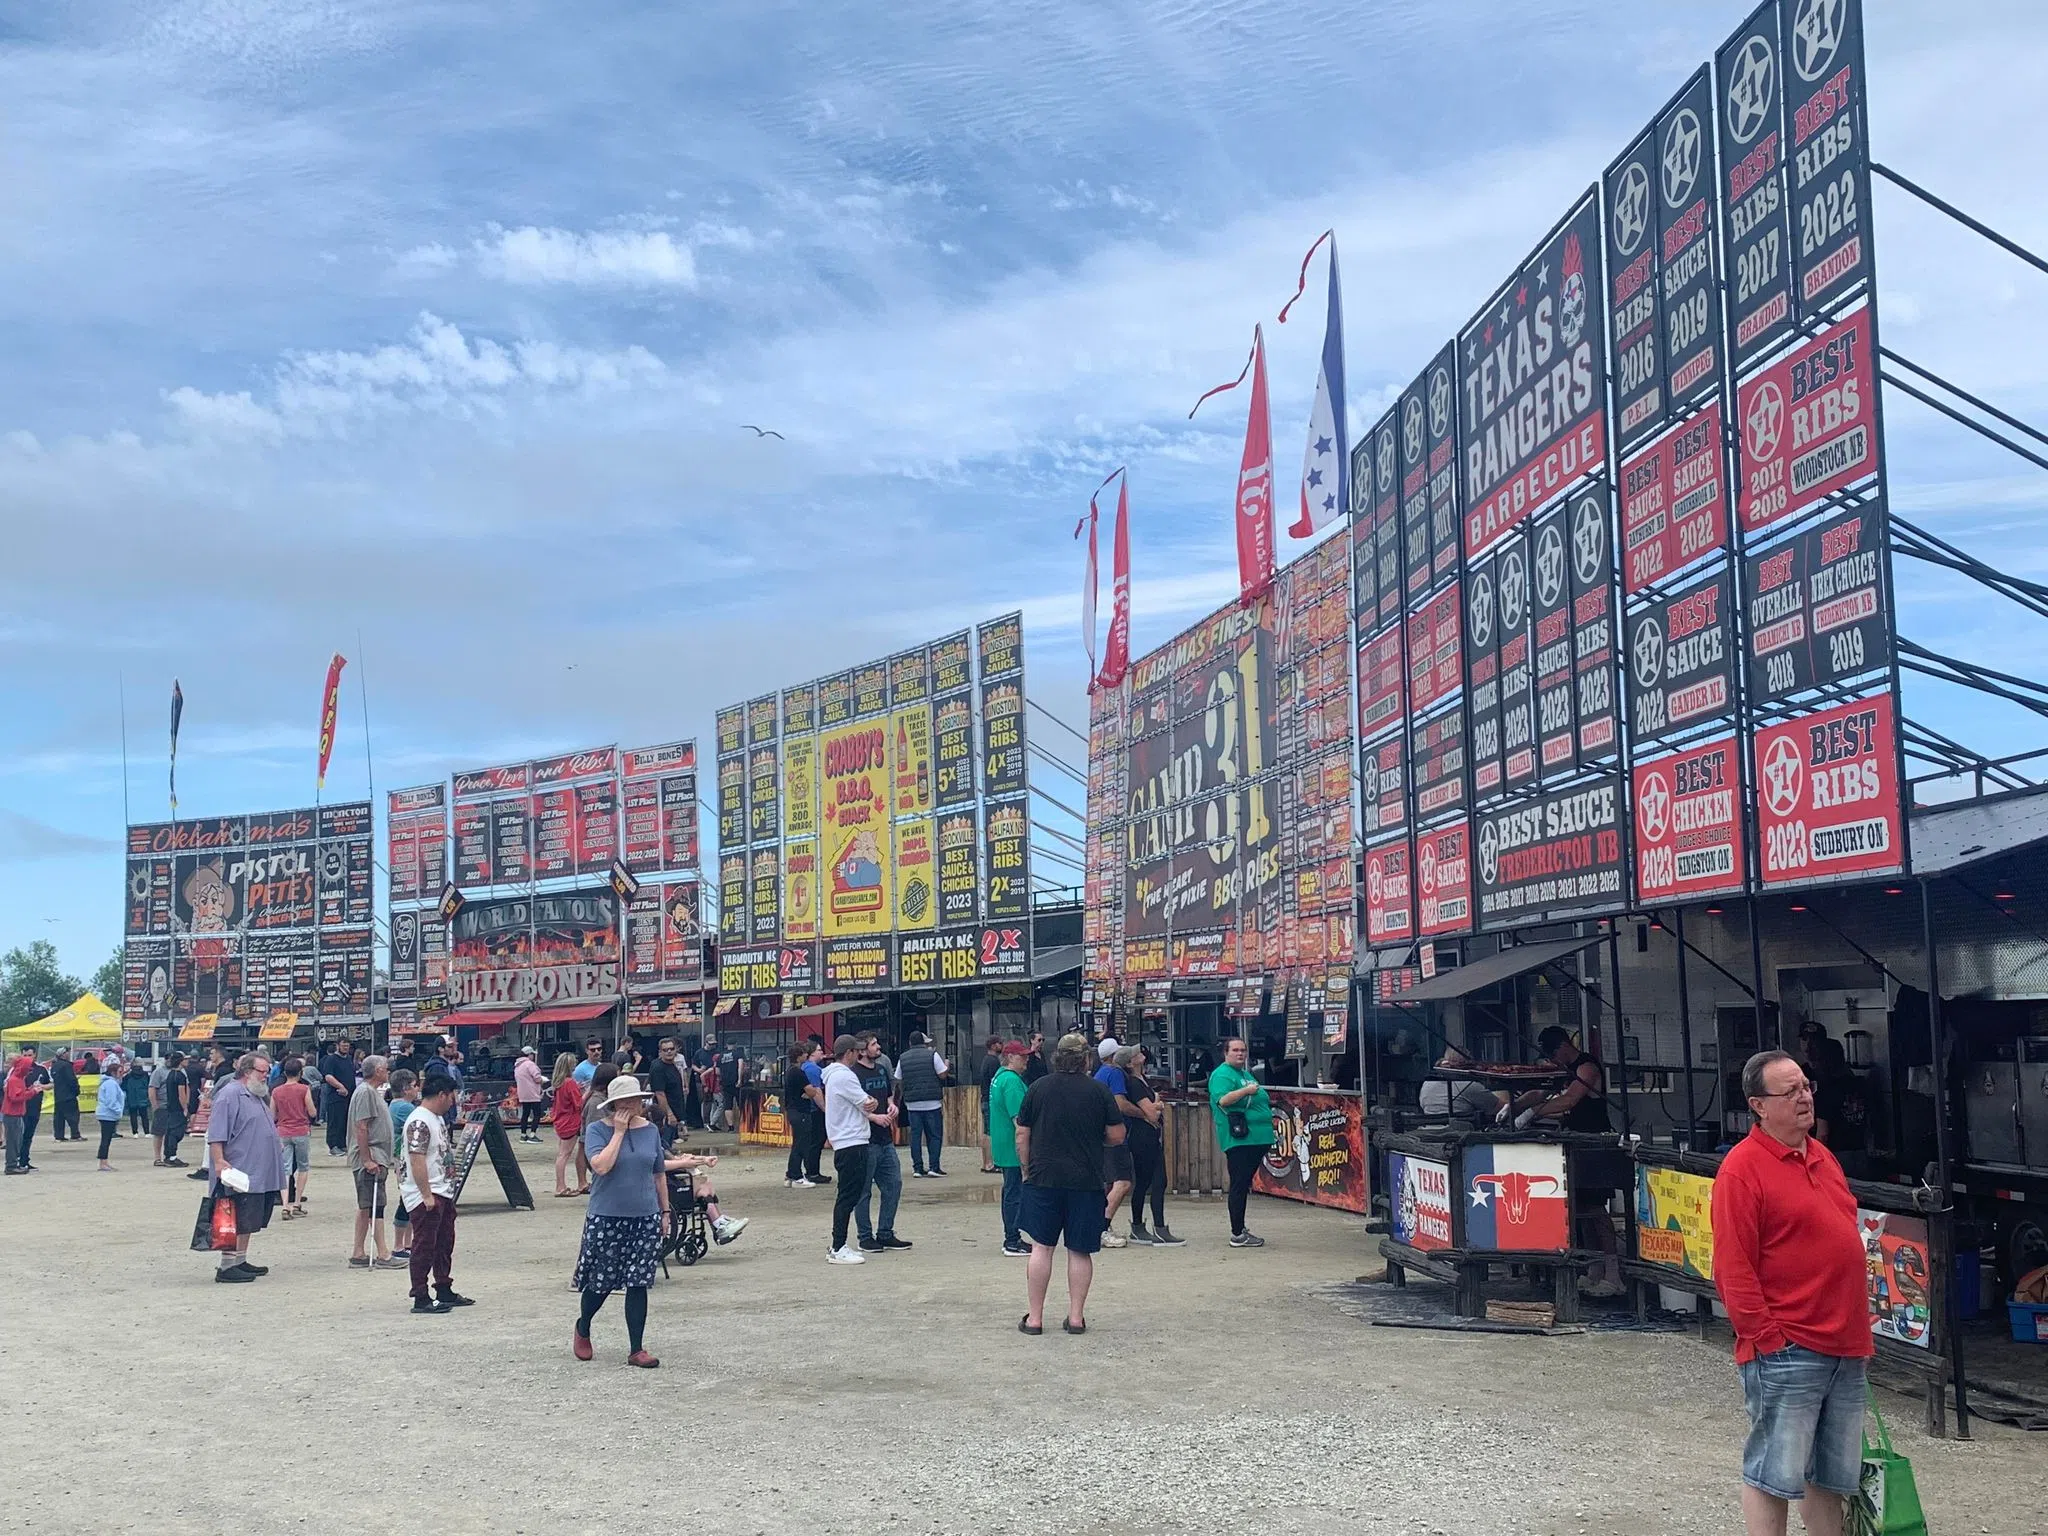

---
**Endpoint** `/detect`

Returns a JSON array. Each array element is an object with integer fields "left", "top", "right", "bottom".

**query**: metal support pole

[
  {"left": 1607, "top": 923, "right": 1630, "bottom": 1138},
  {"left": 1919, "top": 877, "right": 1971, "bottom": 1439},
  {"left": 1674, "top": 908, "right": 1698, "bottom": 1148},
  {"left": 1747, "top": 896, "right": 1773, "bottom": 1048}
]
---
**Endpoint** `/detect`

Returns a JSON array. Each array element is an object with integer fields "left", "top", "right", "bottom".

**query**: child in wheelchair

[{"left": 662, "top": 1151, "right": 748, "bottom": 1262}]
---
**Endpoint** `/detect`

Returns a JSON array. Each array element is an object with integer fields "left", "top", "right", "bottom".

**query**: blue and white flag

[{"left": 1285, "top": 231, "right": 1346, "bottom": 539}]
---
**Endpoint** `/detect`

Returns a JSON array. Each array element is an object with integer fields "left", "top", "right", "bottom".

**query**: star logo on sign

[
  {"left": 1662, "top": 108, "right": 1703, "bottom": 208},
  {"left": 1378, "top": 430, "right": 1397, "bottom": 492},
  {"left": 1428, "top": 368, "right": 1451, "bottom": 437},
  {"left": 1535, "top": 522, "right": 1566, "bottom": 609},
  {"left": 1469, "top": 570, "right": 1496, "bottom": 648},
  {"left": 1535, "top": 260, "right": 1550, "bottom": 290},
  {"left": 1790, "top": 0, "right": 1846, "bottom": 82},
  {"left": 1726, "top": 34, "right": 1776, "bottom": 145},
  {"left": 1745, "top": 381, "right": 1785, "bottom": 461},
  {"left": 1367, "top": 858, "right": 1382, "bottom": 902},
  {"left": 1403, "top": 398, "right": 1424, "bottom": 461},
  {"left": 1612, "top": 162, "right": 1650, "bottom": 256},
  {"left": 1419, "top": 842, "right": 1438, "bottom": 895},
  {"left": 1501, "top": 549, "right": 1528, "bottom": 629},
  {"left": 1631, "top": 613, "right": 1666, "bottom": 689},
  {"left": 1761, "top": 732, "right": 1805, "bottom": 816},
  {"left": 1637, "top": 769, "right": 1671, "bottom": 843},
  {"left": 1572, "top": 496, "right": 1607, "bottom": 586},
  {"left": 1478, "top": 820, "right": 1499, "bottom": 886},
  {"left": 1498, "top": 299, "right": 1512, "bottom": 330},
  {"left": 1469, "top": 1182, "right": 1493, "bottom": 1209}
]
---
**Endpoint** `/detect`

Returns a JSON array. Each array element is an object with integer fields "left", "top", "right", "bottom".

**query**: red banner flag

[
  {"left": 1099, "top": 475, "right": 1132, "bottom": 689},
  {"left": 1236, "top": 324, "right": 1276, "bottom": 607},
  {"left": 316, "top": 653, "right": 347, "bottom": 788}
]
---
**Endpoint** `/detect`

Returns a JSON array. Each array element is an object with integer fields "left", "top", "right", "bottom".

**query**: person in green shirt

[
  {"left": 988, "top": 1041, "right": 1031, "bottom": 1257},
  {"left": 1207, "top": 1038, "right": 1274, "bottom": 1248}
]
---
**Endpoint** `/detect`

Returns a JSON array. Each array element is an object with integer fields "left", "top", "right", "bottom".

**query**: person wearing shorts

[
  {"left": 1712, "top": 1050, "right": 1872, "bottom": 1536},
  {"left": 1013, "top": 1032, "right": 1123, "bottom": 1336},
  {"left": 346, "top": 1055, "right": 400, "bottom": 1270},
  {"left": 270, "top": 1058, "right": 317, "bottom": 1215}
]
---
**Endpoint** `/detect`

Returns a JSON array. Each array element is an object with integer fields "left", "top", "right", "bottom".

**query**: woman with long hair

[
  {"left": 550, "top": 1051, "right": 587, "bottom": 1198},
  {"left": 573, "top": 1074, "right": 668, "bottom": 1368}
]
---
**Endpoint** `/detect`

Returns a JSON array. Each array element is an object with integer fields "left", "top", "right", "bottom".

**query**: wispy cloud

[
  {"left": 477, "top": 226, "right": 697, "bottom": 288},
  {"left": 0, "top": 811, "right": 118, "bottom": 863}
]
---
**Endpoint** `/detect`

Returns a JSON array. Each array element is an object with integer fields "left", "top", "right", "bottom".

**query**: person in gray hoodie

[{"left": 894, "top": 1032, "right": 951, "bottom": 1177}]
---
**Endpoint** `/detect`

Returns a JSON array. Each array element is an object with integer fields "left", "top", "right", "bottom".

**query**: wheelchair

[{"left": 658, "top": 1169, "right": 709, "bottom": 1275}]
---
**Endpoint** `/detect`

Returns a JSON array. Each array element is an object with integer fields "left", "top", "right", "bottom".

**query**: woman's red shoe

[
  {"left": 573, "top": 1330, "right": 594, "bottom": 1361},
  {"left": 626, "top": 1350, "right": 660, "bottom": 1369}
]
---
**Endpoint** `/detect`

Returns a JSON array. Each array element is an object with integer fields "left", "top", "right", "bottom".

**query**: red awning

[
  {"left": 520, "top": 1001, "right": 619, "bottom": 1027},
  {"left": 428, "top": 1008, "right": 529, "bottom": 1033}
]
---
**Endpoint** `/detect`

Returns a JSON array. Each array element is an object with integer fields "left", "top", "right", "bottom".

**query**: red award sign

[
  {"left": 1415, "top": 821, "right": 1473, "bottom": 938},
  {"left": 1737, "top": 307, "right": 1877, "bottom": 537},
  {"left": 1364, "top": 839, "right": 1414, "bottom": 946},
  {"left": 1620, "top": 401, "right": 1730, "bottom": 593},
  {"left": 1632, "top": 735, "right": 1745, "bottom": 903},
  {"left": 1753, "top": 692, "right": 1903, "bottom": 888}
]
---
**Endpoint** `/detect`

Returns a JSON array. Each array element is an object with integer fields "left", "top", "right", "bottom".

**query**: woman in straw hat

[{"left": 572, "top": 1073, "right": 670, "bottom": 1368}]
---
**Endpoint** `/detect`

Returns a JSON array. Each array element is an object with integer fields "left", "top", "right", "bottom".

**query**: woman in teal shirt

[{"left": 1207, "top": 1038, "right": 1274, "bottom": 1248}]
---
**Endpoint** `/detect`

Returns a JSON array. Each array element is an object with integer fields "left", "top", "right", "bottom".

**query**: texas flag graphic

[{"left": 1463, "top": 1141, "right": 1570, "bottom": 1251}]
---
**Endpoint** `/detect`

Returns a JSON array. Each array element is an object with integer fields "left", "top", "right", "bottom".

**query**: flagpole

[{"left": 118, "top": 674, "right": 131, "bottom": 831}]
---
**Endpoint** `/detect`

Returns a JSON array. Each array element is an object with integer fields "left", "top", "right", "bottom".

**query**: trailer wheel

[{"left": 2003, "top": 1212, "right": 2048, "bottom": 1293}]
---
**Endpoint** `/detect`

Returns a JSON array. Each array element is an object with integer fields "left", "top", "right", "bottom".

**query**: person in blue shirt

[
  {"left": 95, "top": 1061, "right": 129, "bottom": 1170},
  {"left": 1092, "top": 1044, "right": 1137, "bottom": 1248},
  {"left": 571, "top": 1037, "right": 604, "bottom": 1087}
]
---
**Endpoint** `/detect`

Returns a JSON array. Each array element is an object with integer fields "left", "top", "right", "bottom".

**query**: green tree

[
  {"left": 0, "top": 941, "right": 83, "bottom": 1030},
  {"left": 90, "top": 945, "right": 124, "bottom": 1008}
]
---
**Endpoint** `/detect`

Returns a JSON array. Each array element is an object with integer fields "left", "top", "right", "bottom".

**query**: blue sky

[{"left": 5, "top": 0, "right": 2048, "bottom": 978}]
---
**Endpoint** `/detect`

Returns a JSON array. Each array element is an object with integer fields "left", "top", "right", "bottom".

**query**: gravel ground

[{"left": 2, "top": 1130, "right": 2041, "bottom": 1535}]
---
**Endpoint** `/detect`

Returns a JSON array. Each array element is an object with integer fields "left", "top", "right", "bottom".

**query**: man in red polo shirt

[{"left": 1712, "top": 1049, "right": 1871, "bottom": 1536}]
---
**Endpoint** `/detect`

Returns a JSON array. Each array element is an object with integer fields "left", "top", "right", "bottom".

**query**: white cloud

[{"left": 477, "top": 226, "right": 697, "bottom": 288}]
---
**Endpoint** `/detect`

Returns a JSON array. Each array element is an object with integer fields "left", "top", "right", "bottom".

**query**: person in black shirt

[
  {"left": 1119, "top": 1047, "right": 1181, "bottom": 1246},
  {"left": 1022, "top": 1030, "right": 1050, "bottom": 1085},
  {"left": 649, "top": 1039, "right": 690, "bottom": 1149},
  {"left": 155, "top": 1052, "right": 192, "bottom": 1167},
  {"left": 782, "top": 1046, "right": 818, "bottom": 1187},
  {"left": 318, "top": 1040, "right": 357, "bottom": 1156},
  {"left": 852, "top": 1034, "right": 909, "bottom": 1252},
  {"left": 49, "top": 1054, "right": 80, "bottom": 1140},
  {"left": 1014, "top": 1033, "right": 1124, "bottom": 1336}
]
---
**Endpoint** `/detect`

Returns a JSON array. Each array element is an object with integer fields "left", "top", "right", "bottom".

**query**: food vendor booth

[{"left": 4, "top": 994, "right": 126, "bottom": 1115}]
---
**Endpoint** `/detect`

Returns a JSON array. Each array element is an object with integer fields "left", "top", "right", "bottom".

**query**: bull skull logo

[{"left": 1470, "top": 1170, "right": 1560, "bottom": 1225}]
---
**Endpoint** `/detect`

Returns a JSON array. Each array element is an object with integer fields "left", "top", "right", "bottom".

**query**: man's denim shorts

[{"left": 1737, "top": 1344, "right": 1867, "bottom": 1500}]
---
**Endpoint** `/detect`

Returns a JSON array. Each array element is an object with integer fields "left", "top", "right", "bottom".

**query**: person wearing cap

[
  {"left": 894, "top": 1031, "right": 951, "bottom": 1177},
  {"left": 399, "top": 1073, "right": 472, "bottom": 1314},
  {"left": 1091, "top": 1044, "right": 1138, "bottom": 1249},
  {"left": 513, "top": 1046, "right": 549, "bottom": 1143},
  {"left": 988, "top": 1041, "right": 1031, "bottom": 1256},
  {"left": 573, "top": 1074, "right": 670, "bottom": 1366}
]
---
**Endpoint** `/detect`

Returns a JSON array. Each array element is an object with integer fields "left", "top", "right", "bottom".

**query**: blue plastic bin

[{"left": 2010, "top": 1301, "right": 2048, "bottom": 1344}]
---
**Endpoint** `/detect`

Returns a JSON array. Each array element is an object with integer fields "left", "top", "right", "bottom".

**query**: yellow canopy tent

[{"left": 2, "top": 993, "right": 125, "bottom": 1045}]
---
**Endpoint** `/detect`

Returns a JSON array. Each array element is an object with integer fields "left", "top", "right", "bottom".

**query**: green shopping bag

[{"left": 1851, "top": 1389, "right": 1927, "bottom": 1536}]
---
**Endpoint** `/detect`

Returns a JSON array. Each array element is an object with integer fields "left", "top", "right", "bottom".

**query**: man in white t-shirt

[
  {"left": 823, "top": 1035, "right": 886, "bottom": 1266},
  {"left": 399, "top": 1073, "right": 472, "bottom": 1316}
]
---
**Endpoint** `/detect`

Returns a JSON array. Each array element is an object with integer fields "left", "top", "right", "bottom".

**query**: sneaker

[
  {"left": 390, "top": 1249, "right": 411, "bottom": 1261},
  {"left": 710, "top": 1215, "right": 748, "bottom": 1245},
  {"left": 785, "top": 1177, "right": 815, "bottom": 1188},
  {"left": 348, "top": 1256, "right": 372, "bottom": 1269},
  {"left": 1151, "top": 1225, "right": 1186, "bottom": 1246},
  {"left": 214, "top": 1267, "right": 256, "bottom": 1284},
  {"left": 411, "top": 1297, "right": 451, "bottom": 1314},
  {"left": 927, "top": 1167, "right": 948, "bottom": 1177},
  {"left": 373, "top": 1256, "right": 408, "bottom": 1270},
  {"left": 857, "top": 1236, "right": 885, "bottom": 1253},
  {"left": 230, "top": 1262, "right": 269, "bottom": 1277},
  {"left": 163, "top": 1157, "right": 187, "bottom": 1168},
  {"left": 811, "top": 1175, "right": 832, "bottom": 1186},
  {"left": 1001, "top": 1241, "right": 1030, "bottom": 1257},
  {"left": 911, "top": 1169, "right": 929, "bottom": 1178},
  {"left": 878, "top": 1234, "right": 913, "bottom": 1250},
  {"left": 187, "top": 1169, "right": 208, "bottom": 1180},
  {"left": 1228, "top": 1231, "right": 1260, "bottom": 1248},
  {"left": 826, "top": 1246, "right": 866, "bottom": 1265},
  {"left": 1100, "top": 1231, "right": 1129, "bottom": 1248},
  {"left": 436, "top": 1291, "right": 476, "bottom": 1307},
  {"left": 1127, "top": 1224, "right": 1159, "bottom": 1245}
]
